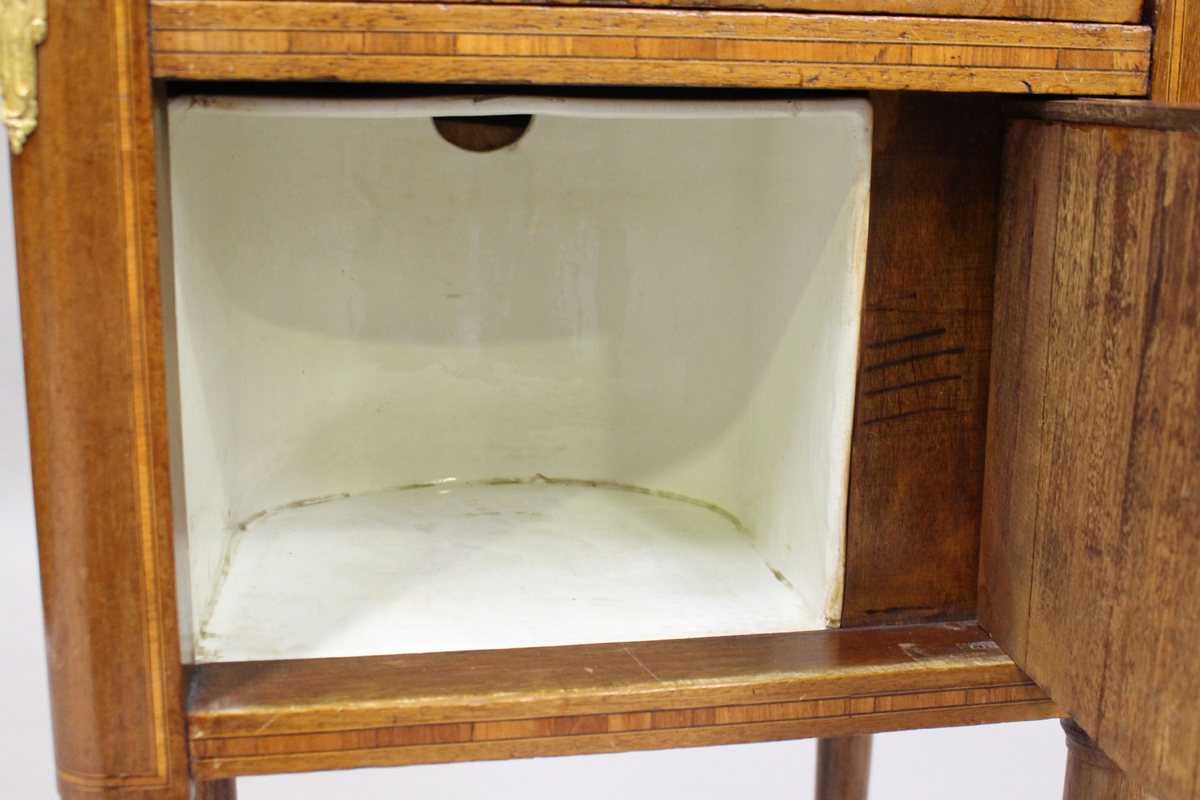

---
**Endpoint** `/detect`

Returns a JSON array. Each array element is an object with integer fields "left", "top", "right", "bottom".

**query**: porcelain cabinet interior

[{"left": 165, "top": 94, "right": 873, "bottom": 664}]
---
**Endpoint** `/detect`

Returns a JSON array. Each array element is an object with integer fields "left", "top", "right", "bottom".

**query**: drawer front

[{"left": 149, "top": 1, "right": 1152, "bottom": 95}]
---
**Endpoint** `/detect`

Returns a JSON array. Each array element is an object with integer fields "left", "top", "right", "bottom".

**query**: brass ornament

[{"left": 0, "top": 0, "right": 46, "bottom": 155}]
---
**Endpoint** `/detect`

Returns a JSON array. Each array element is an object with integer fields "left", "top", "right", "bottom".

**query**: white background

[{"left": 0, "top": 153, "right": 1067, "bottom": 800}]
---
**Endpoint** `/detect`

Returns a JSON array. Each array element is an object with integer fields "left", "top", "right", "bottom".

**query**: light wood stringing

[
  {"left": 149, "top": 1, "right": 1151, "bottom": 94},
  {"left": 1150, "top": 0, "right": 1200, "bottom": 102}
]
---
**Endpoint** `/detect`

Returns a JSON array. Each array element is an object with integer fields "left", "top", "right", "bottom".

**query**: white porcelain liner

[{"left": 167, "top": 95, "right": 872, "bottom": 663}]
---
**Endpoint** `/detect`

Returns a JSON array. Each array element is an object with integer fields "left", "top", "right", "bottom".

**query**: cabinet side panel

[
  {"left": 978, "top": 118, "right": 1062, "bottom": 662},
  {"left": 11, "top": 0, "right": 188, "bottom": 797},
  {"left": 841, "top": 92, "right": 1002, "bottom": 625}
]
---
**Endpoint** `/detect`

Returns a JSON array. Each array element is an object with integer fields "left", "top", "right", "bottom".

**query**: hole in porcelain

[
  {"left": 434, "top": 114, "right": 533, "bottom": 152},
  {"left": 164, "top": 95, "right": 873, "bottom": 663}
]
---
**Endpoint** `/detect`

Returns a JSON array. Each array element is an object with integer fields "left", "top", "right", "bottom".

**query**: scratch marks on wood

[
  {"left": 858, "top": 327, "right": 964, "bottom": 426},
  {"left": 862, "top": 346, "right": 965, "bottom": 373},
  {"left": 861, "top": 406, "right": 959, "bottom": 426},
  {"left": 862, "top": 374, "right": 963, "bottom": 397},
  {"left": 866, "top": 326, "right": 947, "bottom": 350},
  {"left": 622, "top": 645, "right": 662, "bottom": 683}
]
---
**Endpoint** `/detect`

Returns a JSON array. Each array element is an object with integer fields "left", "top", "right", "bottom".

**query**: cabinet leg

[
  {"left": 816, "top": 734, "right": 873, "bottom": 800},
  {"left": 193, "top": 778, "right": 237, "bottom": 800},
  {"left": 1063, "top": 720, "right": 1150, "bottom": 800}
]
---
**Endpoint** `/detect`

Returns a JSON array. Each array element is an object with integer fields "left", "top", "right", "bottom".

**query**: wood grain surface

[
  {"left": 188, "top": 623, "right": 1059, "bottom": 779},
  {"left": 1150, "top": 0, "right": 1200, "bottom": 102},
  {"left": 148, "top": 1, "right": 1151, "bottom": 94},
  {"left": 147, "top": 0, "right": 1145, "bottom": 23},
  {"left": 841, "top": 92, "right": 1002, "bottom": 625},
  {"left": 981, "top": 114, "right": 1200, "bottom": 800},
  {"left": 815, "top": 735, "right": 873, "bottom": 800},
  {"left": 12, "top": 0, "right": 189, "bottom": 798},
  {"left": 977, "top": 116, "right": 1061, "bottom": 662}
]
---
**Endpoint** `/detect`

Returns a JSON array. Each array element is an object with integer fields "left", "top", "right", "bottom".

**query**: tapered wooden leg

[
  {"left": 1063, "top": 720, "right": 1150, "bottom": 800},
  {"left": 193, "top": 779, "right": 237, "bottom": 800},
  {"left": 816, "top": 734, "right": 873, "bottom": 800}
]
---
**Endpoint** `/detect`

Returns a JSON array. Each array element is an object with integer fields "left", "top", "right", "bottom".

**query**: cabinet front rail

[{"left": 188, "top": 622, "right": 1060, "bottom": 779}]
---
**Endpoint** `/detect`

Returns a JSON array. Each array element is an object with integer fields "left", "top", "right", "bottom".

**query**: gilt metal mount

[{"left": 0, "top": 0, "right": 46, "bottom": 155}]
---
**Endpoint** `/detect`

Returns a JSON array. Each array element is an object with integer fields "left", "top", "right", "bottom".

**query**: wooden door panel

[{"left": 981, "top": 101, "right": 1200, "bottom": 800}]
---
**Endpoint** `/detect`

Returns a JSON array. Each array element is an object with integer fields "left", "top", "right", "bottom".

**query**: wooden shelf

[
  {"left": 150, "top": 1, "right": 1151, "bottom": 94},
  {"left": 188, "top": 622, "right": 1061, "bottom": 779}
]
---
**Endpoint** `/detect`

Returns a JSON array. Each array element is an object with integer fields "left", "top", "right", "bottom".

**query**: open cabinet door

[{"left": 980, "top": 100, "right": 1200, "bottom": 800}]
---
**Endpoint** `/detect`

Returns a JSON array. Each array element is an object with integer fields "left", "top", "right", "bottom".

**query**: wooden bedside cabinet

[{"left": 9, "top": 0, "right": 1199, "bottom": 799}]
